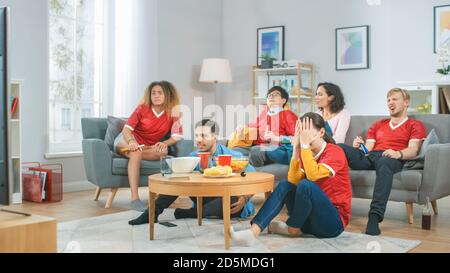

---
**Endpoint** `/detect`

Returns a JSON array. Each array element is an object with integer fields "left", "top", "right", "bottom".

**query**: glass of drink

[
  {"left": 217, "top": 155, "right": 232, "bottom": 166},
  {"left": 197, "top": 152, "right": 210, "bottom": 173},
  {"left": 160, "top": 155, "right": 173, "bottom": 176}
]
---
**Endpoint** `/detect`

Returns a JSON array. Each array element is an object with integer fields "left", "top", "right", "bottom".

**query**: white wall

[
  {"left": 0, "top": 0, "right": 89, "bottom": 191},
  {"left": 158, "top": 0, "right": 223, "bottom": 138},
  {"left": 221, "top": 0, "right": 450, "bottom": 115}
]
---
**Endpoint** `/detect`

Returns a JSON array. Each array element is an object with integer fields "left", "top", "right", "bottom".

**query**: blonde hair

[
  {"left": 387, "top": 88, "right": 410, "bottom": 101},
  {"left": 142, "top": 81, "right": 181, "bottom": 117}
]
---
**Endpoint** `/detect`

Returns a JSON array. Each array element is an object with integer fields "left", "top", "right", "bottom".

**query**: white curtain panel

[{"left": 112, "top": 0, "right": 158, "bottom": 117}]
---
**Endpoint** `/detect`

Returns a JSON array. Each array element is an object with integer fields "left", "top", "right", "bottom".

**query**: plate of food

[{"left": 202, "top": 166, "right": 236, "bottom": 178}]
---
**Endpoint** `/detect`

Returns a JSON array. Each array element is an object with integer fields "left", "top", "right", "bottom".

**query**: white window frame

[{"left": 47, "top": 0, "right": 109, "bottom": 156}]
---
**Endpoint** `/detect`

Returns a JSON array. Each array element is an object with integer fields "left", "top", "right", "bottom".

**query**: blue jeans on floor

[
  {"left": 265, "top": 144, "right": 293, "bottom": 165},
  {"left": 251, "top": 179, "right": 344, "bottom": 238}
]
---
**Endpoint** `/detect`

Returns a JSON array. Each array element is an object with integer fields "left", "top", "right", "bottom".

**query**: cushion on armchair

[
  {"left": 404, "top": 129, "right": 439, "bottom": 169},
  {"left": 104, "top": 116, "right": 127, "bottom": 150}
]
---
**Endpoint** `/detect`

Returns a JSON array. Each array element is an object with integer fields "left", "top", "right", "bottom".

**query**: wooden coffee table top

[{"left": 148, "top": 172, "right": 274, "bottom": 186}]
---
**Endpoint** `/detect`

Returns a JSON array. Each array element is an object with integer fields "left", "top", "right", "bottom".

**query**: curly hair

[{"left": 142, "top": 81, "right": 180, "bottom": 117}]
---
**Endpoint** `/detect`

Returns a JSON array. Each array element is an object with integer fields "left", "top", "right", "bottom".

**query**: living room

[{"left": 1, "top": 0, "right": 450, "bottom": 258}]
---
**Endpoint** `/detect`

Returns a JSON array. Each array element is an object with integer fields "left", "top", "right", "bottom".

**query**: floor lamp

[{"left": 199, "top": 58, "right": 232, "bottom": 119}]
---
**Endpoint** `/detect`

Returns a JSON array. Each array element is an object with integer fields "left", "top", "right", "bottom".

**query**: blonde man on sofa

[{"left": 338, "top": 88, "right": 426, "bottom": 235}]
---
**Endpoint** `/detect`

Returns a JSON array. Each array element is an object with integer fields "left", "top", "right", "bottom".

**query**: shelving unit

[
  {"left": 398, "top": 81, "right": 449, "bottom": 115},
  {"left": 251, "top": 63, "right": 315, "bottom": 116},
  {"left": 8, "top": 79, "right": 22, "bottom": 204}
]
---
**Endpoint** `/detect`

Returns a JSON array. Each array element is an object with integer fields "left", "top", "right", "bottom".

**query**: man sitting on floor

[{"left": 128, "top": 119, "right": 256, "bottom": 225}]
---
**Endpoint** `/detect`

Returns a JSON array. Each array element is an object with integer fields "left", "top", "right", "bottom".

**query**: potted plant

[
  {"left": 436, "top": 44, "right": 450, "bottom": 80},
  {"left": 259, "top": 54, "right": 277, "bottom": 69}
]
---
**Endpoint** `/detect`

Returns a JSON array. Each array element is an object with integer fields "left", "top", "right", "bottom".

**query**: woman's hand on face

[
  {"left": 154, "top": 142, "right": 168, "bottom": 153},
  {"left": 299, "top": 117, "right": 320, "bottom": 145}
]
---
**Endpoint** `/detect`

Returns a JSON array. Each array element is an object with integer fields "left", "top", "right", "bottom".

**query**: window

[
  {"left": 61, "top": 108, "right": 71, "bottom": 129},
  {"left": 81, "top": 108, "right": 91, "bottom": 118},
  {"left": 49, "top": 0, "right": 105, "bottom": 153}
]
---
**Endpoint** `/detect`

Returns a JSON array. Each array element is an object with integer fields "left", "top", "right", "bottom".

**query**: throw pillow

[
  {"left": 104, "top": 116, "right": 127, "bottom": 151},
  {"left": 404, "top": 129, "right": 439, "bottom": 169}
]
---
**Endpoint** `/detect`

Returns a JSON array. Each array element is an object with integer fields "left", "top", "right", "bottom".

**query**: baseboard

[{"left": 64, "top": 180, "right": 97, "bottom": 193}]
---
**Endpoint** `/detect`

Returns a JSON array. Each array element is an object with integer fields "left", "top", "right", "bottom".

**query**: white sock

[
  {"left": 269, "top": 221, "right": 294, "bottom": 236},
  {"left": 229, "top": 226, "right": 258, "bottom": 247}
]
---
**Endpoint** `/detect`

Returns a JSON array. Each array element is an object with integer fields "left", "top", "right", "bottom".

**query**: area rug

[{"left": 57, "top": 210, "right": 420, "bottom": 253}]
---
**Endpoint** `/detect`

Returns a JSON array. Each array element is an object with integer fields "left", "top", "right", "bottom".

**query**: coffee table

[{"left": 148, "top": 172, "right": 274, "bottom": 250}]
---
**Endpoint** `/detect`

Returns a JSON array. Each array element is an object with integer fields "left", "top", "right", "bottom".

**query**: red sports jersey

[
  {"left": 366, "top": 118, "right": 426, "bottom": 151},
  {"left": 248, "top": 109, "right": 298, "bottom": 145},
  {"left": 125, "top": 105, "right": 183, "bottom": 146},
  {"left": 298, "top": 144, "right": 352, "bottom": 227}
]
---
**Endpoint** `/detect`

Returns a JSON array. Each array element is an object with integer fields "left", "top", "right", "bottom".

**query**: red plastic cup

[
  {"left": 197, "top": 152, "right": 210, "bottom": 170},
  {"left": 218, "top": 155, "right": 232, "bottom": 166}
]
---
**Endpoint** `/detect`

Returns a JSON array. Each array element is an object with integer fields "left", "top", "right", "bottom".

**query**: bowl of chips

[{"left": 213, "top": 156, "right": 249, "bottom": 173}]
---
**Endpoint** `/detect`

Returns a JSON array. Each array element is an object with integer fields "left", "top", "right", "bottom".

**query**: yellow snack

[
  {"left": 204, "top": 165, "right": 233, "bottom": 176},
  {"left": 230, "top": 160, "right": 249, "bottom": 173}
]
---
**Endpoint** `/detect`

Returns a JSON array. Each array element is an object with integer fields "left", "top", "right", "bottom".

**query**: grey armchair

[{"left": 81, "top": 118, "right": 194, "bottom": 208}]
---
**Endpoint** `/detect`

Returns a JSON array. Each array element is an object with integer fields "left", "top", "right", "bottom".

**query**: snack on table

[
  {"left": 204, "top": 166, "right": 233, "bottom": 176},
  {"left": 230, "top": 159, "right": 249, "bottom": 173}
]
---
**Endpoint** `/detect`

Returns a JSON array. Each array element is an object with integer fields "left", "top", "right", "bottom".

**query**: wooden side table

[
  {"left": 148, "top": 172, "right": 274, "bottom": 250},
  {"left": 0, "top": 210, "right": 57, "bottom": 253}
]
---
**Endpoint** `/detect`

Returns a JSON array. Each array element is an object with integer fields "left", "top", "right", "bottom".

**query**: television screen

[{"left": 0, "top": 7, "right": 9, "bottom": 205}]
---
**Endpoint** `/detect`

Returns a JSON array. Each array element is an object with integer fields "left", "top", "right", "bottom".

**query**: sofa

[
  {"left": 82, "top": 115, "right": 450, "bottom": 223},
  {"left": 253, "top": 114, "right": 450, "bottom": 224},
  {"left": 81, "top": 118, "right": 194, "bottom": 208}
]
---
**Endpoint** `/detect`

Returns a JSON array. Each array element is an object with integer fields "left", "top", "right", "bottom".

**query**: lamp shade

[{"left": 199, "top": 58, "right": 232, "bottom": 83}]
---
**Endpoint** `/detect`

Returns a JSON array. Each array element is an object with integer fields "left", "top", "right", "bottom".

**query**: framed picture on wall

[
  {"left": 336, "top": 25, "right": 369, "bottom": 70},
  {"left": 257, "top": 26, "right": 285, "bottom": 66},
  {"left": 434, "top": 5, "right": 450, "bottom": 53}
]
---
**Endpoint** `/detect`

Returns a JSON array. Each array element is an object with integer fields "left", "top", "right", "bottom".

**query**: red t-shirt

[
  {"left": 125, "top": 105, "right": 183, "bottom": 146},
  {"left": 298, "top": 144, "right": 352, "bottom": 227},
  {"left": 366, "top": 118, "right": 427, "bottom": 151},
  {"left": 248, "top": 109, "right": 298, "bottom": 145}
]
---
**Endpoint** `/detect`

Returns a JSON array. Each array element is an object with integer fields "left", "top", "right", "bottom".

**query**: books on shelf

[{"left": 10, "top": 96, "right": 18, "bottom": 115}]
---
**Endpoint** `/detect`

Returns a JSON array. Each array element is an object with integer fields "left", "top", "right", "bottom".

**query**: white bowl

[{"left": 166, "top": 157, "right": 200, "bottom": 173}]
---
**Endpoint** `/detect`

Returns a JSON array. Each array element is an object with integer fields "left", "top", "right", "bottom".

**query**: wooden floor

[{"left": 3, "top": 188, "right": 450, "bottom": 253}]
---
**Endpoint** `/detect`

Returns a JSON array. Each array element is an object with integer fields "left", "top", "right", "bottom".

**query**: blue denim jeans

[
  {"left": 265, "top": 144, "right": 292, "bottom": 165},
  {"left": 338, "top": 144, "right": 404, "bottom": 221},
  {"left": 252, "top": 179, "right": 344, "bottom": 238}
]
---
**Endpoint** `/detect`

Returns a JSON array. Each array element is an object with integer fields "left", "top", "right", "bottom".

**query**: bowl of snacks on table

[{"left": 213, "top": 156, "right": 249, "bottom": 177}]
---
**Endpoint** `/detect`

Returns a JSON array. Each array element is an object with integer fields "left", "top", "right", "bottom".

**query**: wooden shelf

[
  {"left": 252, "top": 63, "right": 315, "bottom": 115},
  {"left": 253, "top": 66, "right": 313, "bottom": 73},
  {"left": 8, "top": 79, "right": 22, "bottom": 204}
]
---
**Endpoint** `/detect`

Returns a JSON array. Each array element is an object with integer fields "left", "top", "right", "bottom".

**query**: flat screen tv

[{"left": 0, "top": 7, "right": 9, "bottom": 205}]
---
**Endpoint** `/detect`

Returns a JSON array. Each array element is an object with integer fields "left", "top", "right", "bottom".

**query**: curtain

[{"left": 111, "top": 0, "right": 158, "bottom": 117}]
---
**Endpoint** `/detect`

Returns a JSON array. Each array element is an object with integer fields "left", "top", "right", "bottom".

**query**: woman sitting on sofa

[
  {"left": 115, "top": 81, "right": 183, "bottom": 212},
  {"left": 315, "top": 82, "right": 350, "bottom": 144},
  {"left": 230, "top": 113, "right": 352, "bottom": 246}
]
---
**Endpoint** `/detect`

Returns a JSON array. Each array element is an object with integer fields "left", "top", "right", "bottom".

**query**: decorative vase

[{"left": 440, "top": 74, "right": 450, "bottom": 81}]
